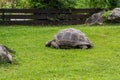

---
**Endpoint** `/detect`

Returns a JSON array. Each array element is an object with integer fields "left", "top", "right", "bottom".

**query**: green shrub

[
  {"left": 89, "top": 0, "right": 110, "bottom": 8},
  {"left": 0, "top": 0, "right": 30, "bottom": 8},
  {"left": 109, "top": 0, "right": 119, "bottom": 8},
  {"left": 102, "top": 10, "right": 112, "bottom": 18},
  {"left": 15, "top": 0, "right": 30, "bottom": 8},
  {"left": 29, "top": 0, "right": 77, "bottom": 9},
  {"left": 0, "top": 0, "right": 14, "bottom": 8},
  {"left": 117, "top": 0, "right": 120, "bottom": 7},
  {"left": 88, "top": 0, "right": 120, "bottom": 9}
]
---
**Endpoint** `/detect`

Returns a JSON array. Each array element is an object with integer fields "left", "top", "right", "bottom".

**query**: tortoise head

[{"left": 46, "top": 40, "right": 53, "bottom": 47}]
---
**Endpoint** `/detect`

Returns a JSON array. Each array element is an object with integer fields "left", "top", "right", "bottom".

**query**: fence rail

[{"left": 0, "top": 8, "right": 103, "bottom": 25}]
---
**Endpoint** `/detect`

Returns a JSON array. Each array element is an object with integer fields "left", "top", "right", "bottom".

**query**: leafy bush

[
  {"left": 0, "top": 0, "right": 30, "bottom": 8},
  {"left": 117, "top": 0, "right": 120, "bottom": 7},
  {"left": 102, "top": 10, "right": 112, "bottom": 22},
  {"left": 29, "top": 0, "right": 77, "bottom": 9},
  {"left": 89, "top": 0, "right": 110, "bottom": 8},
  {"left": 15, "top": 0, "right": 30, "bottom": 8},
  {"left": 109, "top": 0, "right": 119, "bottom": 8},
  {"left": 88, "top": 0, "right": 120, "bottom": 9},
  {"left": 0, "top": 0, "right": 14, "bottom": 8}
]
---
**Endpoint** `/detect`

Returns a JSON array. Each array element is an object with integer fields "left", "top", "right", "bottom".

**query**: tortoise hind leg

[
  {"left": 74, "top": 44, "right": 88, "bottom": 49},
  {"left": 81, "top": 45, "right": 88, "bottom": 49},
  {"left": 77, "top": 45, "right": 88, "bottom": 49}
]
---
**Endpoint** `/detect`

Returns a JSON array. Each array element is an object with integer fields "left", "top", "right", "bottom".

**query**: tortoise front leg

[{"left": 51, "top": 41, "right": 59, "bottom": 49}]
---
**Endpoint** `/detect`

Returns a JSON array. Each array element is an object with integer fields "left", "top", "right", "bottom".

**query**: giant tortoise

[
  {"left": 0, "top": 45, "right": 15, "bottom": 63},
  {"left": 46, "top": 28, "right": 93, "bottom": 49}
]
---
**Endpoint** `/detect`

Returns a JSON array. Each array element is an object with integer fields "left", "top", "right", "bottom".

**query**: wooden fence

[{"left": 0, "top": 8, "right": 103, "bottom": 25}]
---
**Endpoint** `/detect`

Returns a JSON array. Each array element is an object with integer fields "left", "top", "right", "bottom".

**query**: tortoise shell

[{"left": 54, "top": 28, "right": 91, "bottom": 45}]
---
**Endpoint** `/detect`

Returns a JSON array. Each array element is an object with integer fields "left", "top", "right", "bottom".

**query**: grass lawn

[{"left": 0, "top": 24, "right": 120, "bottom": 80}]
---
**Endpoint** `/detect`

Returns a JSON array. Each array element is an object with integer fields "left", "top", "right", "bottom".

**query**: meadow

[{"left": 0, "top": 24, "right": 120, "bottom": 80}]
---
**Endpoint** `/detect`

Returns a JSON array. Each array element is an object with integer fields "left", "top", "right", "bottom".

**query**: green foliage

[
  {"left": 109, "top": 0, "right": 118, "bottom": 8},
  {"left": 102, "top": 10, "right": 112, "bottom": 20},
  {"left": 0, "top": 25, "right": 120, "bottom": 80},
  {"left": 75, "top": 0, "right": 90, "bottom": 8},
  {"left": 88, "top": 0, "right": 120, "bottom": 8},
  {"left": 29, "top": 0, "right": 77, "bottom": 9},
  {"left": 89, "top": 0, "right": 110, "bottom": 8},
  {"left": 0, "top": 0, "right": 14, "bottom": 8},
  {"left": 0, "top": 0, "right": 120, "bottom": 9},
  {"left": 0, "top": 0, "right": 30, "bottom": 8},
  {"left": 15, "top": 0, "right": 30, "bottom": 8},
  {"left": 117, "top": 0, "right": 120, "bottom": 7}
]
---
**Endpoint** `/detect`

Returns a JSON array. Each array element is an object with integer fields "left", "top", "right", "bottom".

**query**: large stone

[
  {"left": 107, "top": 8, "right": 120, "bottom": 22},
  {"left": 0, "top": 45, "right": 14, "bottom": 63},
  {"left": 85, "top": 12, "right": 103, "bottom": 25}
]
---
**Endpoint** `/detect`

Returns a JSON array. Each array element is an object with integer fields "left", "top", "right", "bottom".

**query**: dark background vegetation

[{"left": 0, "top": 0, "right": 120, "bottom": 9}]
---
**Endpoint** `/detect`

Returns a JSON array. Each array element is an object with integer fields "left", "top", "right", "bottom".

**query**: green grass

[{"left": 0, "top": 24, "right": 120, "bottom": 80}]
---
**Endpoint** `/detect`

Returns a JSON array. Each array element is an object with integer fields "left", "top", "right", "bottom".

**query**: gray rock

[
  {"left": 85, "top": 12, "right": 103, "bottom": 25},
  {"left": 0, "top": 45, "right": 14, "bottom": 63},
  {"left": 107, "top": 8, "right": 120, "bottom": 22}
]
